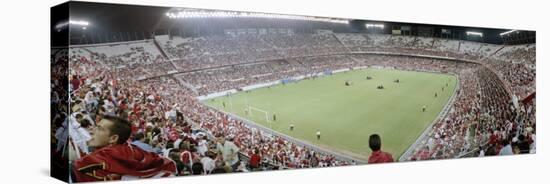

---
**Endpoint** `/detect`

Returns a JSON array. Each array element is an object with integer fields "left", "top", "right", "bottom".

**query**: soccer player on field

[{"left": 316, "top": 130, "right": 321, "bottom": 140}]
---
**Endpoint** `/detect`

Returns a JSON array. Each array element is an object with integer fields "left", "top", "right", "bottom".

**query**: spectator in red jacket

[
  {"left": 73, "top": 115, "right": 176, "bottom": 182},
  {"left": 368, "top": 134, "right": 394, "bottom": 164}
]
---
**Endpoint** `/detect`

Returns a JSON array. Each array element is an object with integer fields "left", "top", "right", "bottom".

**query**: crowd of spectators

[
  {"left": 57, "top": 31, "right": 535, "bottom": 181},
  {"left": 407, "top": 66, "right": 535, "bottom": 161},
  {"left": 71, "top": 34, "right": 535, "bottom": 103},
  {"left": 62, "top": 56, "right": 356, "bottom": 181},
  {"left": 484, "top": 44, "right": 536, "bottom": 99}
]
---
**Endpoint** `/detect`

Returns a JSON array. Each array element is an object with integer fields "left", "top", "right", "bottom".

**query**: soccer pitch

[{"left": 204, "top": 68, "right": 457, "bottom": 160}]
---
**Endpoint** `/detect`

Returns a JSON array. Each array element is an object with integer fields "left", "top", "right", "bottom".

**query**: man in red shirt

[
  {"left": 249, "top": 148, "right": 262, "bottom": 170},
  {"left": 73, "top": 115, "right": 176, "bottom": 182},
  {"left": 368, "top": 134, "right": 394, "bottom": 164}
]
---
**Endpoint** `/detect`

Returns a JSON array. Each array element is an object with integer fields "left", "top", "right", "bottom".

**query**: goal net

[{"left": 247, "top": 106, "right": 271, "bottom": 122}]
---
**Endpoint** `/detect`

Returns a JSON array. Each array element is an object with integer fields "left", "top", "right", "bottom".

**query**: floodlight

[{"left": 466, "top": 31, "right": 483, "bottom": 37}]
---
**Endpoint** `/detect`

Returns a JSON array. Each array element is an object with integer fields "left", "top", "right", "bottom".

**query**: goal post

[{"left": 247, "top": 106, "right": 271, "bottom": 123}]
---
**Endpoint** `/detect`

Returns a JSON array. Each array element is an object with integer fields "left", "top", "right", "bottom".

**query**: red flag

[{"left": 73, "top": 143, "right": 176, "bottom": 182}]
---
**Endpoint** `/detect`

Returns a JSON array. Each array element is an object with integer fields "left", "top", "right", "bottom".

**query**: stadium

[{"left": 51, "top": 1, "right": 536, "bottom": 182}]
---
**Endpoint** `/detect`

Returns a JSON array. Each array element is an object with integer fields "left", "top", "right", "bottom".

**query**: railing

[
  {"left": 178, "top": 108, "right": 286, "bottom": 169},
  {"left": 152, "top": 38, "right": 170, "bottom": 60},
  {"left": 458, "top": 141, "right": 489, "bottom": 158},
  {"left": 68, "top": 39, "right": 154, "bottom": 48}
]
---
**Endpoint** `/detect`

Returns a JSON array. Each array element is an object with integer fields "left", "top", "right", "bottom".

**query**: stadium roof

[{"left": 52, "top": 1, "right": 535, "bottom": 46}]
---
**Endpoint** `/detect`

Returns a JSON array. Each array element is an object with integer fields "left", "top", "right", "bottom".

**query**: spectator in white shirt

[{"left": 216, "top": 135, "right": 240, "bottom": 171}]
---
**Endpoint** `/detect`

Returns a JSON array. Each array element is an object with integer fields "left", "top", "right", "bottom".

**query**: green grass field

[{"left": 204, "top": 69, "right": 457, "bottom": 160}]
